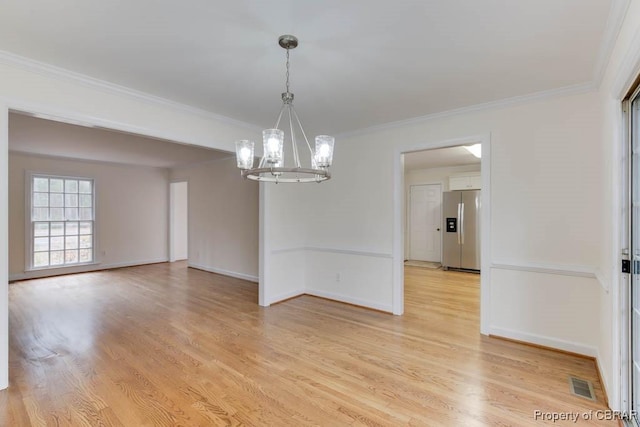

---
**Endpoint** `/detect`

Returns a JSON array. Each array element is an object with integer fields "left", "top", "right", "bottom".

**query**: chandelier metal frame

[{"left": 234, "top": 35, "right": 334, "bottom": 183}]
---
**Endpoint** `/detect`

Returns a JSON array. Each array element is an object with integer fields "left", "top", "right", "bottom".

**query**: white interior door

[{"left": 409, "top": 184, "right": 442, "bottom": 262}]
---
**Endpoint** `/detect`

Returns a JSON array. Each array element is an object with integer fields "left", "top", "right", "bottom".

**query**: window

[{"left": 30, "top": 174, "right": 94, "bottom": 269}]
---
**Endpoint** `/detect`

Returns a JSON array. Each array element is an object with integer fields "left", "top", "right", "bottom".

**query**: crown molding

[
  {"left": 612, "top": 8, "right": 640, "bottom": 97},
  {"left": 8, "top": 149, "right": 174, "bottom": 170},
  {"left": 0, "top": 49, "right": 262, "bottom": 133},
  {"left": 592, "top": 0, "right": 631, "bottom": 86},
  {"left": 337, "top": 81, "right": 597, "bottom": 139}
]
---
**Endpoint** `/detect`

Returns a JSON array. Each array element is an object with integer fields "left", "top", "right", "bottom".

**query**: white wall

[
  {"left": 9, "top": 152, "right": 169, "bottom": 279},
  {"left": 170, "top": 181, "right": 188, "bottom": 261},
  {"left": 261, "top": 183, "right": 308, "bottom": 304},
  {"left": 404, "top": 164, "right": 481, "bottom": 256},
  {"left": 264, "top": 90, "right": 605, "bottom": 359},
  {"left": 170, "top": 158, "right": 259, "bottom": 282}
]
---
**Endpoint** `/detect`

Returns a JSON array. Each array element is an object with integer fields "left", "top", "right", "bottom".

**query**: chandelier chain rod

[
  {"left": 288, "top": 105, "right": 302, "bottom": 168},
  {"left": 274, "top": 103, "right": 286, "bottom": 130},
  {"left": 285, "top": 48, "right": 290, "bottom": 94},
  {"left": 291, "top": 107, "right": 317, "bottom": 169}
]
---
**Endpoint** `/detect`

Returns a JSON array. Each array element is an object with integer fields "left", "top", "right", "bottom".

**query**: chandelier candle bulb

[
  {"left": 234, "top": 34, "right": 334, "bottom": 183},
  {"left": 235, "top": 140, "right": 255, "bottom": 170},
  {"left": 314, "top": 135, "right": 335, "bottom": 168},
  {"left": 263, "top": 129, "right": 284, "bottom": 163}
]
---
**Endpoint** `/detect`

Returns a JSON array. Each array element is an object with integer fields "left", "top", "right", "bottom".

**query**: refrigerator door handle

[
  {"left": 460, "top": 202, "right": 465, "bottom": 245},
  {"left": 457, "top": 203, "right": 462, "bottom": 244}
]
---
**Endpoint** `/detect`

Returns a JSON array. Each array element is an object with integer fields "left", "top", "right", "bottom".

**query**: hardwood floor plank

[{"left": 0, "top": 262, "right": 616, "bottom": 426}]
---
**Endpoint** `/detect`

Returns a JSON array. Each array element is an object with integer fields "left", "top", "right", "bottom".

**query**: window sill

[{"left": 25, "top": 261, "right": 101, "bottom": 273}]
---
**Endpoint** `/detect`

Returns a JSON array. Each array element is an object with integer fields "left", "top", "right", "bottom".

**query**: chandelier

[{"left": 234, "top": 35, "right": 335, "bottom": 183}]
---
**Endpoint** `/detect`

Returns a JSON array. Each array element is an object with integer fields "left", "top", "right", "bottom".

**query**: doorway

[
  {"left": 403, "top": 145, "right": 482, "bottom": 271},
  {"left": 393, "top": 134, "right": 491, "bottom": 333},
  {"left": 170, "top": 181, "right": 188, "bottom": 262}
]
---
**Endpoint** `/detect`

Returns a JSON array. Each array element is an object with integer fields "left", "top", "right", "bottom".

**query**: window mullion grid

[{"left": 30, "top": 175, "right": 94, "bottom": 269}]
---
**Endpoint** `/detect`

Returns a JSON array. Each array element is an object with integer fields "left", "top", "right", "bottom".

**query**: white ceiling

[
  {"left": 404, "top": 146, "right": 481, "bottom": 170},
  {"left": 8, "top": 113, "right": 229, "bottom": 168},
  {"left": 0, "top": 0, "right": 618, "bottom": 138}
]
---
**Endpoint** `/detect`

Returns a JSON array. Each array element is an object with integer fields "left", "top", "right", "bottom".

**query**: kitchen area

[{"left": 404, "top": 145, "right": 482, "bottom": 273}]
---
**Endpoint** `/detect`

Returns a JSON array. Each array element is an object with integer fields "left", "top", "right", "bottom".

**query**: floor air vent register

[{"left": 568, "top": 376, "right": 596, "bottom": 401}]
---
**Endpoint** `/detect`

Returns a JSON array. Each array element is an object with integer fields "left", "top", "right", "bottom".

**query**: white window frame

[{"left": 25, "top": 172, "right": 96, "bottom": 271}]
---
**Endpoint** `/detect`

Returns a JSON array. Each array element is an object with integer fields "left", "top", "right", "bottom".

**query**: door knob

[{"left": 436, "top": 228, "right": 441, "bottom": 231}]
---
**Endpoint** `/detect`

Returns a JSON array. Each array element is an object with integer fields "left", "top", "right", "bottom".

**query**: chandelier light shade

[
  {"left": 234, "top": 35, "right": 334, "bottom": 183},
  {"left": 263, "top": 129, "right": 284, "bottom": 164},
  {"left": 235, "top": 140, "right": 255, "bottom": 169},
  {"left": 314, "top": 135, "right": 335, "bottom": 168}
]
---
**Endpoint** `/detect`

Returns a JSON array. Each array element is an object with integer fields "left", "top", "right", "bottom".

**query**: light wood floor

[{"left": 0, "top": 263, "right": 615, "bottom": 426}]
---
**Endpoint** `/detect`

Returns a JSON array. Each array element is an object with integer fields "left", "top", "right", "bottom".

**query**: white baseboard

[
  {"left": 267, "top": 289, "right": 306, "bottom": 305},
  {"left": 188, "top": 263, "right": 258, "bottom": 283},
  {"left": 490, "top": 326, "right": 598, "bottom": 358},
  {"left": 9, "top": 258, "right": 169, "bottom": 281},
  {"left": 305, "top": 289, "right": 393, "bottom": 313},
  {"left": 595, "top": 349, "right": 612, "bottom": 409}
]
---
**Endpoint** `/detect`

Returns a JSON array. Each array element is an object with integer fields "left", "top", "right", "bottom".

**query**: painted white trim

[
  {"left": 596, "top": 349, "right": 612, "bottom": 408},
  {"left": 169, "top": 181, "right": 176, "bottom": 263},
  {"left": 490, "top": 326, "right": 598, "bottom": 358},
  {"left": 271, "top": 246, "right": 393, "bottom": 259},
  {"left": 305, "top": 289, "right": 393, "bottom": 313},
  {"left": 304, "top": 247, "right": 392, "bottom": 259},
  {"left": 594, "top": 269, "right": 609, "bottom": 294},
  {"left": 393, "top": 133, "right": 492, "bottom": 329},
  {"left": 614, "top": 267, "right": 628, "bottom": 413},
  {"left": 9, "top": 258, "right": 168, "bottom": 282},
  {"left": 270, "top": 247, "right": 305, "bottom": 255},
  {"left": 593, "top": 0, "right": 631, "bottom": 85},
  {"left": 0, "top": 104, "right": 9, "bottom": 390},
  {"left": 479, "top": 135, "right": 492, "bottom": 336},
  {"left": 610, "top": 87, "right": 630, "bottom": 414},
  {"left": 169, "top": 181, "right": 188, "bottom": 263},
  {"left": 188, "top": 263, "right": 258, "bottom": 283},
  {"left": 0, "top": 50, "right": 261, "bottom": 133},
  {"left": 491, "top": 262, "right": 610, "bottom": 294},
  {"left": 23, "top": 170, "right": 30, "bottom": 275},
  {"left": 338, "top": 84, "right": 595, "bottom": 139},
  {"left": 491, "top": 261, "right": 600, "bottom": 279},
  {"left": 258, "top": 183, "right": 268, "bottom": 306},
  {"left": 2, "top": 97, "right": 225, "bottom": 154},
  {"left": 612, "top": 24, "right": 640, "bottom": 98},
  {"left": 395, "top": 152, "right": 406, "bottom": 316},
  {"left": 267, "top": 289, "right": 305, "bottom": 306},
  {"left": 10, "top": 149, "right": 179, "bottom": 170}
]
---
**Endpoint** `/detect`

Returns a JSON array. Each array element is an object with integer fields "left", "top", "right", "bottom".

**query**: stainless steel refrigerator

[{"left": 442, "top": 190, "right": 481, "bottom": 271}]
